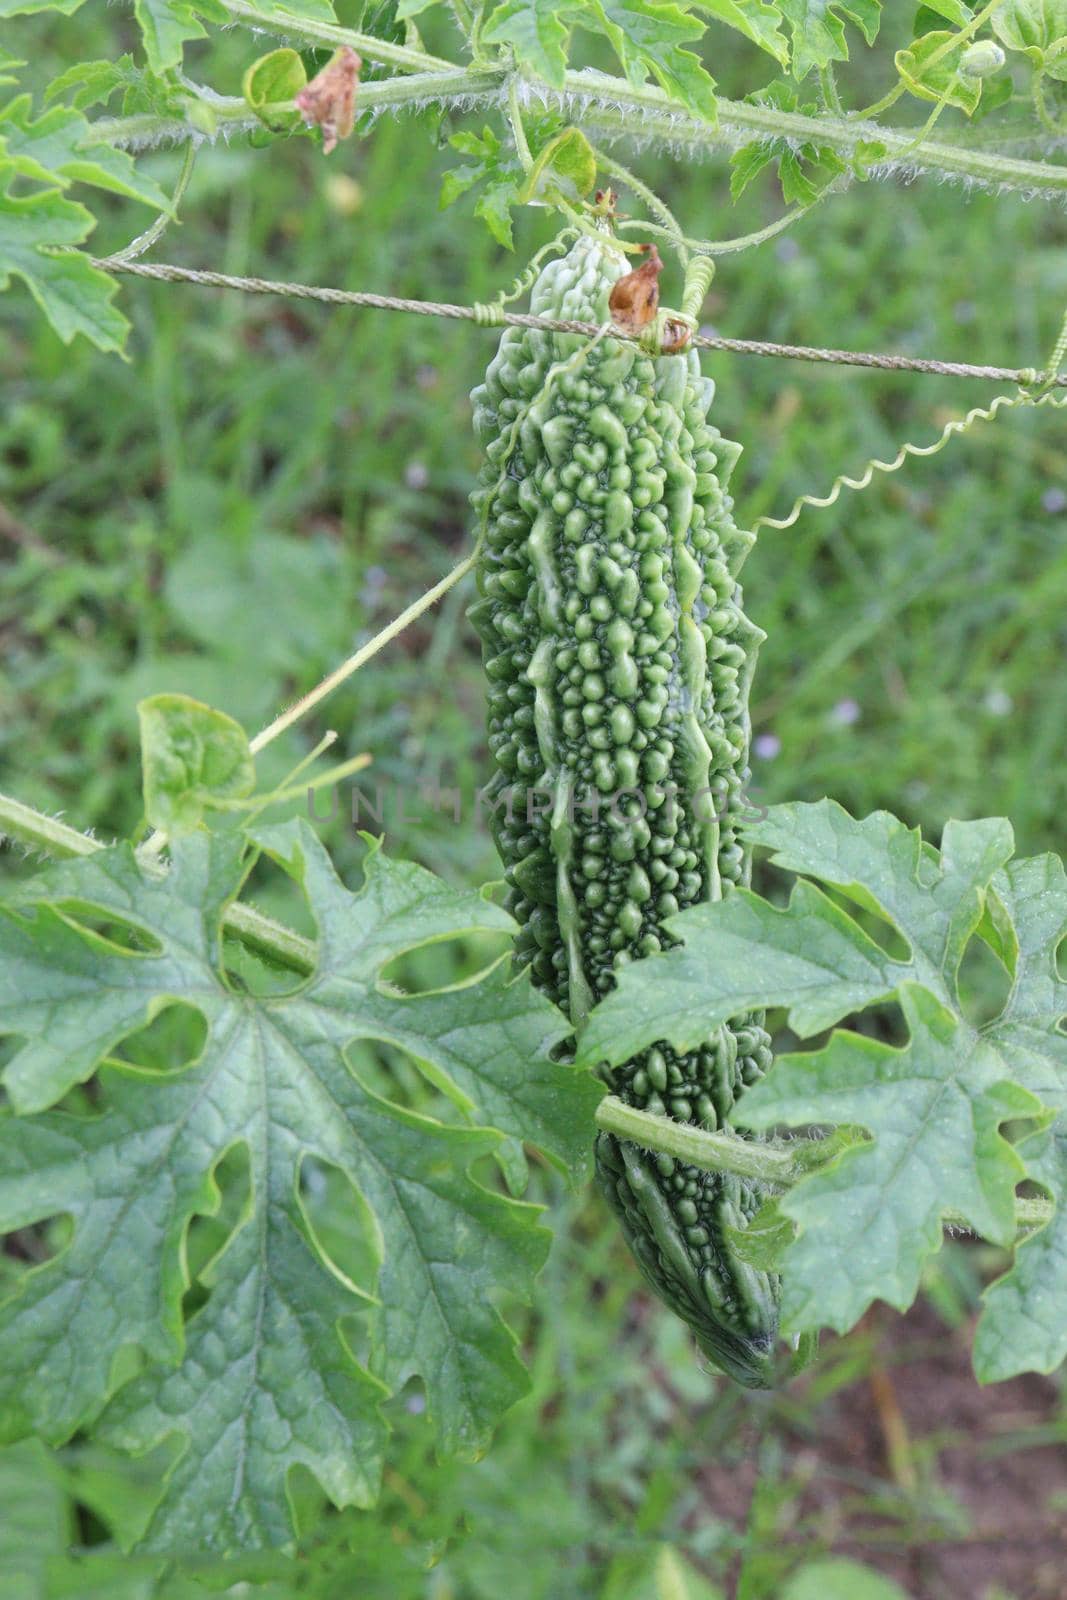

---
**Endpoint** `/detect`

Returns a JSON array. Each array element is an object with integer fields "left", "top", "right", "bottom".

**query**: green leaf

[
  {"left": 0, "top": 173, "right": 129, "bottom": 351},
  {"left": 579, "top": 800, "right": 1064, "bottom": 1364},
  {"left": 132, "top": 0, "right": 217, "bottom": 73},
  {"left": 0, "top": 825, "right": 597, "bottom": 1550},
  {"left": 0, "top": 95, "right": 171, "bottom": 208},
  {"left": 974, "top": 853, "right": 1067, "bottom": 1379},
  {"left": 993, "top": 0, "right": 1067, "bottom": 78},
  {"left": 689, "top": 0, "right": 789, "bottom": 65},
  {"left": 972, "top": 68, "right": 1014, "bottom": 113},
  {"left": 518, "top": 125, "right": 597, "bottom": 202},
  {"left": 45, "top": 56, "right": 190, "bottom": 118},
  {"left": 993, "top": 0, "right": 1067, "bottom": 53},
  {"left": 729, "top": 139, "right": 776, "bottom": 200},
  {"left": 242, "top": 47, "right": 307, "bottom": 130},
  {"left": 602, "top": 1542, "right": 725, "bottom": 1599},
  {"left": 46, "top": 59, "right": 137, "bottom": 112},
  {"left": 722, "top": 1197, "right": 793, "bottom": 1272},
  {"left": 578, "top": 876, "right": 899, "bottom": 1062},
  {"left": 745, "top": 801, "right": 1015, "bottom": 981},
  {"left": 483, "top": 0, "right": 572, "bottom": 86},
  {"left": 0, "top": 1442, "right": 69, "bottom": 1600},
  {"left": 165, "top": 530, "right": 349, "bottom": 674},
  {"left": 895, "top": 30, "right": 983, "bottom": 114},
  {"left": 778, "top": 142, "right": 844, "bottom": 202},
  {"left": 215, "top": 0, "right": 338, "bottom": 27},
  {"left": 581, "top": 0, "right": 718, "bottom": 121},
  {"left": 137, "top": 693, "right": 256, "bottom": 835},
  {"left": 731, "top": 80, "right": 845, "bottom": 202},
  {"left": 739, "top": 984, "right": 1042, "bottom": 1332},
  {"left": 475, "top": 179, "right": 518, "bottom": 247},
  {"left": 777, "top": 0, "right": 882, "bottom": 78},
  {"left": 439, "top": 124, "right": 526, "bottom": 244},
  {"left": 782, "top": 1558, "right": 912, "bottom": 1600},
  {"left": 0, "top": 0, "right": 87, "bottom": 15},
  {"left": 918, "top": 0, "right": 974, "bottom": 23}
]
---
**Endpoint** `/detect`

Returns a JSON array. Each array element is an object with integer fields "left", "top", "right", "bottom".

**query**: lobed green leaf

[{"left": 0, "top": 824, "right": 598, "bottom": 1550}]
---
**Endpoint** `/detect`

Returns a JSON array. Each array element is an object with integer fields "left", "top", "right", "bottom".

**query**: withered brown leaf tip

[
  {"left": 608, "top": 245, "right": 664, "bottom": 337},
  {"left": 659, "top": 318, "right": 692, "bottom": 353},
  {"left": 296, "top": 46, "right": 362, "bottom": 155}
]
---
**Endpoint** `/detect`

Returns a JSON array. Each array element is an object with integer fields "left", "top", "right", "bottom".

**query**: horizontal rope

[{"left": 91, "top": 255, "right": 1067, "bottom": 387}]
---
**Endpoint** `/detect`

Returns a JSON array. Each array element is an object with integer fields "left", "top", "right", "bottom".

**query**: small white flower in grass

[
  {"left": 984, "top": 687, "right": 1013, "bottom": 717},
  {"left": 831, "top": 697, "right": 861, "bottom": 727},
  {"left": 753, "top": 733, "right": 780, "bottom": 760},
  {"left": 1042, "top": 487, "right": 1066, "bottom": 514},
  {"left": 405, "top": 461, "right": 429, "bottom": 490}
]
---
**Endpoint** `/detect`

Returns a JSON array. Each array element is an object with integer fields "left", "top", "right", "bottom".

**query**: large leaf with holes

[
  {"left": 973, "top": 852, "right": 1067, "bottom": 1378},
  {"left": 0, "top": 822, "right": 596, "bottom": 1551},
  {"left": 578, "top": 801, "right": 1066, "bottom": 1370}
]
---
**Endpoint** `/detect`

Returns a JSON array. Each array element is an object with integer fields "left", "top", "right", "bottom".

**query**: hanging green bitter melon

[{"left": 469, "top": 230, "right": 780, "bottom": 1387}]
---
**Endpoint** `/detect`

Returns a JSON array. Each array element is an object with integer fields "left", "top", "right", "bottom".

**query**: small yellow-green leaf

[
  {"left": 894, "top": 30, "right": 983, "bottom": 113},
  {"left": 138, "top": 692, "right": 255, "bottom": 835},
  {"left": 519, "top": 126, "right": 597, "bottom": 203},
  {"left": 242, "top": 47, "right": 307, "bottom": 130}
]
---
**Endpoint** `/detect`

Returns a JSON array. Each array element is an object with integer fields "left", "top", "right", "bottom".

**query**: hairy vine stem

[
  {"left": 87, "top": 45, "right": 1067, "bottom": 200},
  {"left": 219, "top": 0, "right": 454, "bottom": 72},
  {"left": 0, "top": 791, "right": 316, "bottom": 976},
  {"left": 594, "top": 1096, "right": 1054, "bottom": 1235}
]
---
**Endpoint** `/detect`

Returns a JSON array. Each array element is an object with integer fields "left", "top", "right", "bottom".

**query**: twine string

[{"left": 90, "top": 256, "right": 1067, "bottom": 388}]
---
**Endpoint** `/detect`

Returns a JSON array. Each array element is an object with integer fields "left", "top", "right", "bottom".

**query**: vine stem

[
  {"left": 248, "top": 549, "right": 478, "bottom": 754},
  {"left": 90, "top": 60, "right": 1067, "bottom": 199},
  {"left": 616, "top": 200, "right": 817, "bottom": 258},
  {"left": 109, "top": 141, "right": 197, "bottom": 263},
  {"left": 1032, "top": 72, "right": 1065, "bottom": 137},
  {"left": 91, "top": 69, "right": 493, "bottom": 149},
  {"left": 596, "top": 1095, "right": 799, "bottom": 1181},
  {"left": 556, "top": 72, "right": 1067, "bottom": 198},
  {"left": 507, "top": 76, "right": 533, "bottom": 171},
  {"left": 0, "top": 791, "right": 316, "bottom": 976},
  {"left": 594, "top": 1095, "right": 1054, "bottom": 1234},
  {"left": 590, "top": 145, "right": 689, "bottom": 260},
  {"left": 219, "top": 0, "right": 453, "bottom": 72}
]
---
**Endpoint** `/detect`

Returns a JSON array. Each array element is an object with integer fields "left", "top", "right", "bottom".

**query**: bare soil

[{"left": 700, "top": 1297, "right": 1067, "bottom": 1600}]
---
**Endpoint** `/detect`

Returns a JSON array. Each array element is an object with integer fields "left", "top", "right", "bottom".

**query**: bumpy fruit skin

[{"left": 470, "top": 234, "right": 779, "bottom": 1387}]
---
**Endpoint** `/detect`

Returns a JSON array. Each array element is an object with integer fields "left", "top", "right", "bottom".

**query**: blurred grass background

[{"left": 2, "top": 7, "right": 1067, "bottom": 1597}]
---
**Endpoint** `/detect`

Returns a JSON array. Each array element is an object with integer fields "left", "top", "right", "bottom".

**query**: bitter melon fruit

[{"left": 469, "top": 231, "right": 779, "bottom": 1387}]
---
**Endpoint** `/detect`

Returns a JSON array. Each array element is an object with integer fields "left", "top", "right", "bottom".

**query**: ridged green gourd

[{"left": 469, "top": 233, "right": 779, "bottom": 1387}]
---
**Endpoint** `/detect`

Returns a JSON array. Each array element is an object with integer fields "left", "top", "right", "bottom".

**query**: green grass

[{"left": 2, "top": 11, "right": 1067, "bottom": 1597}]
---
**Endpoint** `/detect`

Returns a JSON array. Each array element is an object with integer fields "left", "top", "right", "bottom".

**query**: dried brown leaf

[
  {"left": 659, "top": 318, "right": 692, "bottom": 353},
  {"left": 608, "top": 245, "right": 663, "bottom": 337},
  {"left": 295, "top": 46, "right": 362, "bottom": 155}
]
